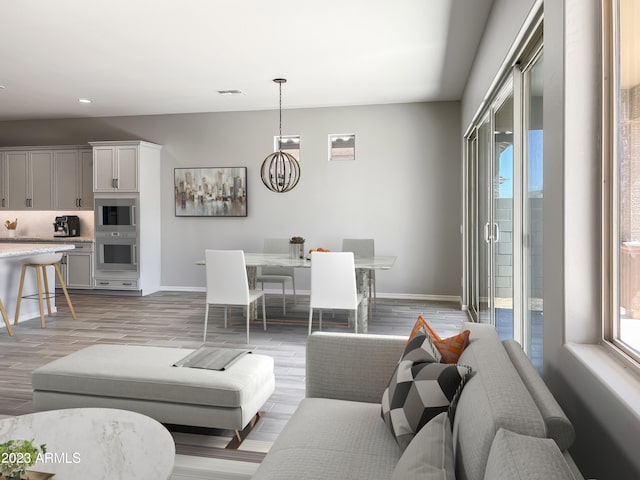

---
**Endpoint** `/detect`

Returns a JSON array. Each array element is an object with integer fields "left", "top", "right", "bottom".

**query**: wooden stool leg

[
  {"left": 14, "top": 264, "right": 28, "bottom": 325},
  {"left": 0, "top": 299, "right": 14, "bottom": 336},
  {"left": 42, "top": 265, "right": 52, "bottom": 316},
  {"left": 35, "top": 265, "right": 46, "bottom": 328},
  {"left": 54, "top": 263, "right": 76, "bottom": 320}
]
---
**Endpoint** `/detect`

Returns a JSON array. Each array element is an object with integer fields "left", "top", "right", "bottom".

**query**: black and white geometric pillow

[{"left": 381, "top": 332, "right": 472, "bottom": 451}]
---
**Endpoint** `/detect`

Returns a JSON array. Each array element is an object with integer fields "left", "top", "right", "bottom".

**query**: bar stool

[
  {"left": 13, "top": 252, "right": 77, "bottom": 328},
  {"left": 0, "top": 298, "right": 14, "bottom": 336}
]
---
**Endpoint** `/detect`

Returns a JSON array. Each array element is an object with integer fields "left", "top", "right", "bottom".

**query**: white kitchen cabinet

[
  {"left": 58, "top": 243, "right": 94, "bottom": 289},
  {"left": 0, "top": 146, "right": 92, "bottom": 211},
  {"left": 0, "top": 152, "right": 6, "bottom": 209},
  {"left": 90, "top": 140, "right": 162, "bottom": 295},
  {"left": 54, "top": 149, "right": 94, "bottom": 210},
  {"left": 79, "top": 149, "right": 94, "bottom": 208},
  {"left": 4, "top": 150, "right": 54, "bottom": 210},
  {"left": 92, "top": 143, "right": 139, "bottom": 193}
]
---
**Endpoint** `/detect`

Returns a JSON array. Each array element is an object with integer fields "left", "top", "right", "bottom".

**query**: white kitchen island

[{"left": 0, "top": 243, "right": 75, "bottom": 333}]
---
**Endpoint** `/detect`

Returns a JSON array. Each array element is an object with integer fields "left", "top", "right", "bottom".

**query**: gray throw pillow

[
  {"left": 484, "top": 429, "right": 578, "bottom": 480},
  {"left": 392, "top": 412, "right": 455, "bottom": 480},
  {"left": 381, "top": 332, "right": 471, "bottom": 450}
]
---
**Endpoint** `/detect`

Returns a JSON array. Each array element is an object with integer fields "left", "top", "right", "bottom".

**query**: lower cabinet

[{"left": 59, "top": 243, "right": 94, "bottom": 289}]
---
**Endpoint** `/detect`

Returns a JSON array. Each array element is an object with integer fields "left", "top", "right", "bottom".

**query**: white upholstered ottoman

[{"left": 32, "top": 344, "right": 275, "bottom": 434}]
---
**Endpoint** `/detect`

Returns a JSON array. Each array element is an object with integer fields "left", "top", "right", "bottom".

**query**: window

[
  {"left": 328, "top": 134, "right": 355, "bottom": 161},
  {"left": 605, "top": 0, "right": 640, "bottom": 362},
  {"left": 275, "top": 135, "right": 300, "bottom": 161}
]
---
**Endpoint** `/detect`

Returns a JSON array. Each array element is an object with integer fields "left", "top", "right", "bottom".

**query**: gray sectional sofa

[{"left": 252, "top": 322, "right": 585, "bottom": 480}]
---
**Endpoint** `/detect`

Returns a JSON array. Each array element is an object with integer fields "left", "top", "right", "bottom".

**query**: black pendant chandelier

[{"left": 260, "top": 78, "right": 301, "bottom": 193}]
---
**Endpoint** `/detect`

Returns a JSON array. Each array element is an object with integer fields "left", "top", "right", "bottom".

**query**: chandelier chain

[{"left": 279, "top": 81, "right": 282, "bottom": 141}]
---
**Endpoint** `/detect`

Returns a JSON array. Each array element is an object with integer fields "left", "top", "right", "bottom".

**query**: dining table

[{"left": 198, "top": 253, "right": 397, "bottom": 333}]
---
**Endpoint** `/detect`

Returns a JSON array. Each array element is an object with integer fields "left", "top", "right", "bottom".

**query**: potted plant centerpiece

[{"left": 0, "top": 439, "right": 46, "bottom": 480}]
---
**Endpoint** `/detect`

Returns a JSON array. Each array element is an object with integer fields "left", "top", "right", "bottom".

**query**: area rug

[
  {"left": 170, "top": 428, "right": 270, "bottom": 479},
  {"left": 170, "top": 426, "right": 270, "bottom": 463},
  {"left": 171, "top": 454, "right": 260, "bottom": 480}
]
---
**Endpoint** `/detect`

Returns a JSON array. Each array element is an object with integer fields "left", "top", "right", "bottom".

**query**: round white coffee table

[{"left": 0, "top": 408, "right": 175, "bottom": 479}]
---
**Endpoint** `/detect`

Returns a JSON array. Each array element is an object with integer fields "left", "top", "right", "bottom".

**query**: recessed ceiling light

[
  {"left": 78, "top": 98, "right": 92, "bottom": 104},
  {"left": 217, "top": 90, "right": 245, "bottom": 96}
]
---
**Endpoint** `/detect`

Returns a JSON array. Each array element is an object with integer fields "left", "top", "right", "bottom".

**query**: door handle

[
  {"left": 133, "top": 245, "right": 138, "bottom": 265},
  {"left": 484, "top": 223, "right": 491, "bottom": 243},
  {"left": 493, "top": 223, "right": 500, "bottom": 242}
]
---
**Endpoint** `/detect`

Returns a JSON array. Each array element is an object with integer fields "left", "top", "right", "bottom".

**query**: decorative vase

[
  {"left": 289, "top": 242, "right": 304, "bottom": 259},
  {"left": 7, "top": 230, "right": 15, "bottom": 238}
]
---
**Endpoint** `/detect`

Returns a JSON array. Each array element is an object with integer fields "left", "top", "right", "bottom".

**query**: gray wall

[
  {"left": 0, "top": 102, "right": 463, "bottom": 298},
  {"left": 462, "top": 0, "right": 640, "bottom": 478}
]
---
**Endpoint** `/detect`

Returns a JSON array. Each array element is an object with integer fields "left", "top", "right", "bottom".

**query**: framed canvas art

[{"left": 174, "top": 167, "right": 247, "bottom": 217}]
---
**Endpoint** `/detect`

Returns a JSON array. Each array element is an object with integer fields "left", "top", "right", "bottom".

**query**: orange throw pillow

[
  {"left": 409, "top": 316, "right": 470, "bottom": 364},
  {"left": 407, "top": 315, "right": 429, "bottom": 341}
]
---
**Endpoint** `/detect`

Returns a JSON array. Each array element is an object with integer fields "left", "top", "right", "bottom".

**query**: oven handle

[{"left": 132, "top": 205, "right": 137, "bottom": 227}]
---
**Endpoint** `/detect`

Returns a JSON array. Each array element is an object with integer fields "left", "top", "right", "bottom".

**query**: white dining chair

[
  {"left": 308, "top": 251, "right": 363, "bottom": 335},
  {"left": 256, "top": 238, "right": 296, "bottom": 315},
  {"left": 204, "top": 249, "right": 266, "bottom": 344},
  {"left": 342, "top": 238, "right": 376, "bottom": 306}
]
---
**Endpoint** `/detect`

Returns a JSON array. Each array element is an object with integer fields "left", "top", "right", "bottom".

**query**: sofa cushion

[
  {"left": 252, "top": 398, "right": 401, "bottom": 480},
  {"left": 392, "top": 412, "right": 455, "bottom": 480},
  {"left": 381, "top": 333, "right": 471, "bottom": 450},
  {"left": 453, "top": 323, "right": 547, "bottom": 480},
  {"left": 484, "top": 429, "right": 578, "bottom": 480}
]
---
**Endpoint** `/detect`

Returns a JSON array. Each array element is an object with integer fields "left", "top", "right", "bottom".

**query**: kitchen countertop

[
  {"left": 0, "top": 235, "right": 94, "bottom": 243},
  {"left": 0, "top": 242, "right": 75, "bottom": 259}
]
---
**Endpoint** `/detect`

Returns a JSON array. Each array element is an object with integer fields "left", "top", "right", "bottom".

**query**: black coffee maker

[{"left": 53, "top": 215, "right": 81, "bottom": 237}]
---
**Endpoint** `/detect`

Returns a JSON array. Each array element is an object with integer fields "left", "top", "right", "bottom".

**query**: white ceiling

[{"left": 0, "top": 0, "right": 493, "bottom": 121}]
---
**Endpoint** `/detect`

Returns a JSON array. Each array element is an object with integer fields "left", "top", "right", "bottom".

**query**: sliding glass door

[
  {"left": 492, "top": 88, "right": 515, "bottom": 338},
  {"left": 465, "top": 38, "right": 543, "bottom": 367},
  {"left": 523, "top": 51, "right": 544, "bottom": 367},
  {"left": 468, "top": 116, "right": 493, "bottom": 323}
]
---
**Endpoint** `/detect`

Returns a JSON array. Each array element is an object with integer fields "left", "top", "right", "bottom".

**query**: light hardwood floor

[{"left": 0, "top": 291, "right": 467, "bottom": 443}]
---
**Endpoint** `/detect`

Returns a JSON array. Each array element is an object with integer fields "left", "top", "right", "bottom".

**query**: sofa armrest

[
  {"left": 306, "top": 332, "right": 406, "bottom": 403},
  {"left": 503, "top": 339, "right": 576, "bottom": 451}
]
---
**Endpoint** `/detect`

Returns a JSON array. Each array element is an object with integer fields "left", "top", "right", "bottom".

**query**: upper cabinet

[
  {"left": 53, "top": 149, "right": 94, "bottom": 209},
  {"left": 4, "top": 150, "right": 54, "bottom": 210},
  {"left": 0, "top": 146, "right": 94, "bottom": 211},
  {"left": 0, "top": 152, "right": 5, "bottom": 209},
  {"left": 92, "top": 142, "right": 150, "bottom": 193}
]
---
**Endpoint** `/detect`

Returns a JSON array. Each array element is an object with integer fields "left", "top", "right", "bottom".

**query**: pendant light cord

[{"left": 279, "top": 81, "right": 283, "bottom": 142}]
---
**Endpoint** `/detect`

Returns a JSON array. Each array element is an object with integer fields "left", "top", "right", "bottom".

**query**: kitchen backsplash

[{"left": 1, "top": 211, "right": 94, "bottom": 239}]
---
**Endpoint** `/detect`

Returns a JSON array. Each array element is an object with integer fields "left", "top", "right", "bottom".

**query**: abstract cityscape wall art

[{"left": 174, "top": 167, "right": 247, "bottom": 217}]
